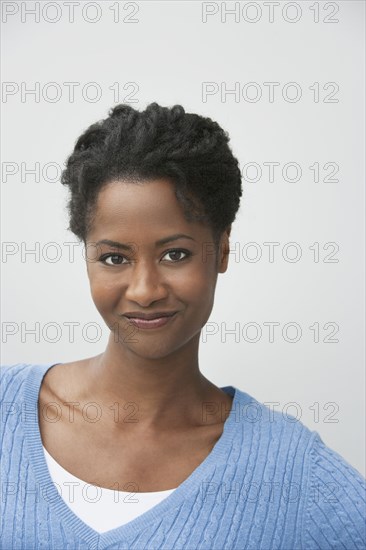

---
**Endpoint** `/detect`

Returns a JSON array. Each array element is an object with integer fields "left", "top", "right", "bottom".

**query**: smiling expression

[{"left": 85, "top": 178, "right": 230, "bottom": 360}]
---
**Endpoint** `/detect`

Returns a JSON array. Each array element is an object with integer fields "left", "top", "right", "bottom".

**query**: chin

[{"left": 124, "top": 343, "right": 180, "bottom": 361}]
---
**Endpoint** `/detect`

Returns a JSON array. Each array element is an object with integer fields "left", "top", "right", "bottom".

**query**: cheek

[
  {"left": 88, "top": 275, "right": 121, "bottom": 311},
  {"left": 180, "top": 266, "right": 216, "bottom": 305}
]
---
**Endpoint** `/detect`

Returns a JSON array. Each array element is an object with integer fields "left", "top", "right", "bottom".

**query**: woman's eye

[
  {"left": 100, "top": 254, "right": 126, "bottom": 266},
  {"left": 99, "top": 249, "right": 191, "bottom": 266},
  {"left": 162, "top": 249, "right": 191, "bottom": 262}
]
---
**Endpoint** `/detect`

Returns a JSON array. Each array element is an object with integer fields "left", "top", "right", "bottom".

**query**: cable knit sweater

[{"left": 1, "top": 362, "right": 365, "bottom": 550}]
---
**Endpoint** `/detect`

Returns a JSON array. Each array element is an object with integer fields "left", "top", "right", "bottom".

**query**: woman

[{"left": 1, "top": 103, "right": 365, "bottom": 549}]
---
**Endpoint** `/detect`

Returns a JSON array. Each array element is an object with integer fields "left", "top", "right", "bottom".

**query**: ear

[
  {"left": 84, "top": 241, "right": 91, "bottom": 278},
  {"left": 218, "top": 225, "right": 232, "bottom": 273}
]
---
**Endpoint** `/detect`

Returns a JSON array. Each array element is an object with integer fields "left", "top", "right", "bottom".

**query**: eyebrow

[{"left": 95, "top": 234, "right": 196, "bottom": 251}]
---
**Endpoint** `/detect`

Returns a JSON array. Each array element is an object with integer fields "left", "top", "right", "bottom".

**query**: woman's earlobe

[
  {"left": 222, "top": 243, "right": 230, "bottom": 272},
  {"left": 219, "top": 230, "right": 231, "bottom": 273}
]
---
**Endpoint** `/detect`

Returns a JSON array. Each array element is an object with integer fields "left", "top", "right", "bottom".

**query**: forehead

[{"left": 89, "top": 178, "right": 210, "bottom": 241}]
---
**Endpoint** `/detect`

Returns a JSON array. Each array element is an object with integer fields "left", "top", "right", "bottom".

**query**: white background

[{"left": 1, "top": 1, "right": 365, "bottom": 475}]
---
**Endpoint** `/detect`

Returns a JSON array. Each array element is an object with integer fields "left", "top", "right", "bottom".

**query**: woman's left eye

[{"left": 162, "top": 249, "right": 191, "bottom": 262}]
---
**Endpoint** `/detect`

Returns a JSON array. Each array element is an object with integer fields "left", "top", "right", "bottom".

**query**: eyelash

[{"left": 98, "top": 248, "right": 192, "bottom": 266}]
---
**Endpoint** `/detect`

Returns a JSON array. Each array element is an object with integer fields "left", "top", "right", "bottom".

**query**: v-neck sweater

[
  {"left": 1, "top": 362, "right": 365, "bottom": 550},
  {"left": 43, "top": 447, "right": 175, "bottom": 533},
  {"left": 42, "top": 444, "right": 177, "bottom": 533}
]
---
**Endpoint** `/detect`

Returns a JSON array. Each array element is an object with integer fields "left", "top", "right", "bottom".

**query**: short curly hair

[{"left": 61, "top": 102, "right": 242, "bottom": 248}]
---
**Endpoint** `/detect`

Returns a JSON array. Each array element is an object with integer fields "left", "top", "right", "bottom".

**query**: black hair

[{"left": 61, "top": 102, "right": 242, "bottom": 249}]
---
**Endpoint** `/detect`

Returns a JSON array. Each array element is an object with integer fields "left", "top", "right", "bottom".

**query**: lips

[
  {"left": 123, "top": 313, "right": 177, "bottom": 330},
  {"left": 123, "top": 311, "right": 177, "bottom": 320}
]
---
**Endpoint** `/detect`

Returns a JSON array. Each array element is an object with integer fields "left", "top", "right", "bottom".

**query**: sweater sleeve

[{"left": 302, "top": 431, "right": 366, "bottom": 549}]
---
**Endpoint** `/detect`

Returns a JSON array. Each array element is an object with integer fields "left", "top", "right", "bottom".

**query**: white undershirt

[{"left": 42, "top": 445, "right": 177, "bottom": 533}]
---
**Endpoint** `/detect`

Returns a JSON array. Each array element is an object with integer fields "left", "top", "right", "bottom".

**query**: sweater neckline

[
  {"left": 23, "top": 362, "right": 247, "bottom": 549},
  {"left": 42, "top": 444, "right": 177, "bottom": 495}
]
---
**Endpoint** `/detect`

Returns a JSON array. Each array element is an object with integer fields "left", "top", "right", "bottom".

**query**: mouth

[{"left": 123, "top": 312, "right": 177, "bottom": 330}]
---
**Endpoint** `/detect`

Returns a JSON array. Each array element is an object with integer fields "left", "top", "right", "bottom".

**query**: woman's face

[{"left": 85, "top": 178, "right": 230, "bottom": 360}]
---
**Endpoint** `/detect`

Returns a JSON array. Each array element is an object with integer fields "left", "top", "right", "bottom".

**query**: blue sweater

[{"left": 1, "top": 363, "right": 365, "bottom": 550}]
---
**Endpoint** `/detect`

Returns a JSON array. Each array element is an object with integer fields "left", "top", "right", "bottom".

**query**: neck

[{"left": 81, "top": 334, "right": 232, "bottom": 431}]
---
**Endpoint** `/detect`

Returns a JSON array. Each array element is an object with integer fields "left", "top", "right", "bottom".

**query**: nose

[{"left": 124, "top": 260, "right": 169, "bottom": 306}]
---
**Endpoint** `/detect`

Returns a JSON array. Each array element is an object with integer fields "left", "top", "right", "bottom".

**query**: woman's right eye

[{"left": 99, "top": 254, "right": 126, "bottom": 266}]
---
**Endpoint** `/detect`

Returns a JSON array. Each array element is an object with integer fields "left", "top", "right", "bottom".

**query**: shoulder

[
  {"left": 301, "top": 431, "right": 366, "bottom": 549},
  {"left": 0, "top": 364, "right": 38, "bottom": 450},
  {"left": 0, "top": 362, "right": 59, "bottom": 405},
  {"left": 234, "top": 392, "right": 366, "bottom": 550},
  {"left": 0, "top": 363, "right": 35, "bottom": 399},
  {"left": 233, "top": 387, "right": 317, "bottom": 453},
  {"left": 235, "top": 389, "right": 364, "bottom": 473},
  {"left": 234, "top": 387, "right": 366, "bottom": 547}
]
